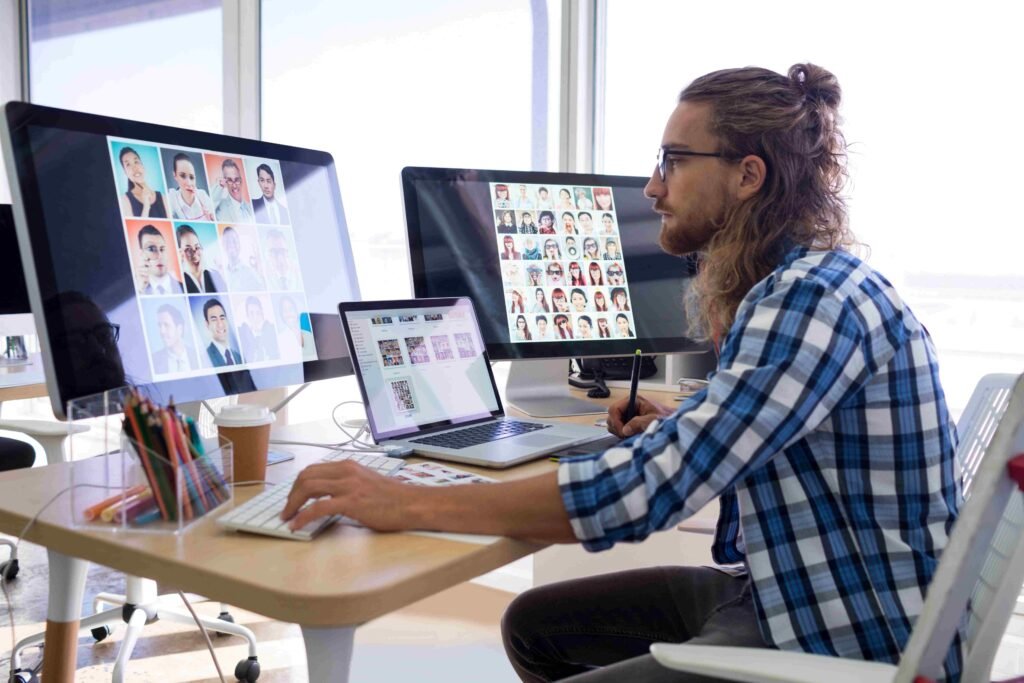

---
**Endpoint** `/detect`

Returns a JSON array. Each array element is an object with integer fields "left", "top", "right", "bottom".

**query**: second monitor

[{"left": 402, "top": 167, "right": 704, "bottom": 416}]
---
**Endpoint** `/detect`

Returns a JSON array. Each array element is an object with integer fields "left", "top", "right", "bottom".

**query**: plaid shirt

[{"left": 559, "top": 249, "right": 963, "bottom": 679}]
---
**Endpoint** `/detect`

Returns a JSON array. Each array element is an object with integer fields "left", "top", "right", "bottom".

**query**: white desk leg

[
  {"left": 42, "top": 550, "right": 88, "bottom": 683},
  {"left": 301, "top": 625, "right": 355, "bottom": 683}
]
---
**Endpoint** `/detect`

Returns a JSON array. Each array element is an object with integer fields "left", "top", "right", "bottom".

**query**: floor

[{"left": 0, "top": 539, "right": 521, "bottom": 682}]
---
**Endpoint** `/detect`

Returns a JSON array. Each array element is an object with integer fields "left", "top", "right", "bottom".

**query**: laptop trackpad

[{"left": 516, "top": 434, "right": 566, "bottom": 448}]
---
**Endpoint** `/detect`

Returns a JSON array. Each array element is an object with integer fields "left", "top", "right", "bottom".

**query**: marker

[{"left": 623, "top": 349, "right": 642, "bottom": 424}]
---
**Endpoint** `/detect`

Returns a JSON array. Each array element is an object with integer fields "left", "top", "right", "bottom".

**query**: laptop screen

[{"left": 339, "top": 298, "right": 502, "bottom": 441}]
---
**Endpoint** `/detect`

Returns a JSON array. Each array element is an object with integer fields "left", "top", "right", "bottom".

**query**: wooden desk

[
  {"left": 0, "top": 421, "right": 560, "bottom": 681},
  {"left": 0, "top": 354, "right": 46, "bottom": 403}
]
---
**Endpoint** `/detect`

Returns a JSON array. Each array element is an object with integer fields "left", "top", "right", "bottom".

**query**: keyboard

[
  {"left": 217, "top": 450, "right": 405, "bottom": 541},
  {"left": 409, "top": 420, "right": 549, "bottom": 450}
]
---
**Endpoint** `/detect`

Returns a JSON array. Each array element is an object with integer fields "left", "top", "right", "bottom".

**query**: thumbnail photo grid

[
  {"left": 490, "top": 181, "right": 634, "bottom": 343},
  {"left": 109, "top": 136, "right": 318, "bottom": 379}
]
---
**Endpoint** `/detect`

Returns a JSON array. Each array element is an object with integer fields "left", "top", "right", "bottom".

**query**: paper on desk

[{"left": 398, "top": 463, "right": 503, "bottom": 545}]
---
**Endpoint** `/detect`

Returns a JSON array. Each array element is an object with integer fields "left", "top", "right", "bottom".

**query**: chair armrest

[
  {"left": 649, "top": 643, "right": 897, "bottom": 683},
  {"left": 677, "top": 519, "right": 716, "bottom": 534},
  {"left": 0, "top": 419, "right": 87, "bottom": 437}
]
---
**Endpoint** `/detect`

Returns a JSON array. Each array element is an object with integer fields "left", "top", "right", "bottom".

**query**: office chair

[
  {"left": 0, "top": 435, "right": 37, "bottom": 580},
  {"left": 652, "top": 373, "right": 1024, "bottom": 683}
]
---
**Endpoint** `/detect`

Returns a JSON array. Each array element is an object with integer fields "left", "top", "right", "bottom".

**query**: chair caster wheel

[
  {"left": 234, "top": 656, "right": 260, "bottom": 682},
  {"left": 0, "top": 559, "right": 19, "bottom": 581},
  {"left": 91, "top": 625, "right": 113, "bottom": 642},
  {"left": 9, "top": 668, "right": 38, "bottom": 683},
  {"left": 217, "top": 610, "right": 235, "bottom": 636}
]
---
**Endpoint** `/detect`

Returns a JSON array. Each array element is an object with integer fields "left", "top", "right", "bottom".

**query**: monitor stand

[{"left": 505, "top": 359, "right": 606, "bottom": 418}]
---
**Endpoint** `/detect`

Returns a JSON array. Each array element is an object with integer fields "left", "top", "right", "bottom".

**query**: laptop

[{"left": 338, "top": 297, "right": 611, "bottom": 468}]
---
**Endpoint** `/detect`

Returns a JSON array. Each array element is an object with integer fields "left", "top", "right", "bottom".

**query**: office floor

[
  {"left": 0, "top": 539, "right": 520, "bottom": 682},
  {"left": 5, "top": 537, "right": 1024, "bottom": 681}
]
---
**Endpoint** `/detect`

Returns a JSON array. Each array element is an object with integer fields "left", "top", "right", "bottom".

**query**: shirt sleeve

[{"left": 558, "top": 277, "right": 873, "bottom": 551}]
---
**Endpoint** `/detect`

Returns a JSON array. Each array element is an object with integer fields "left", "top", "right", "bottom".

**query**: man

[
  {"left": 212, "top": 158, "right": 254, "bottom": 223},
  {"left": 265, "top": 228, "right": 301, "bottom": 290},
  {"left": 152, "top": 303, "right": 198, "bottom": 373},
  {"left": 238, "top": 296, "right": 280, "bottom": 362},
  {"left": 536, "top": 186, "right": 553, "bottom": 210},
  {"left": 252, "top": 163, "right": 291, "bottom": 225},
  {"left": 135, "top": 225, "right": 183, "bottom": 295},
  {"left": 281, "top": 64, "right": 962, "bottom": 682},
  {"left": 177, "top": 225, "right": 227, "bottom": 294},
  {"left": 221, "top": 226, "right": 266, "bottom": 291},
  {"left": 203, "top": 298, "right": 243, "bottom": 367}
]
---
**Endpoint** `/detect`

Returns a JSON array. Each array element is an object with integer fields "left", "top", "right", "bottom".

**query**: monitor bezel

[
  {"left": 401, "top": 165, "right": 706, "bottom": 361},
  {"left": 3, "top": 101, "right": 360, "bottom": 418},
  {"left": 338, "top": 296, "right": 506, "bottom": 441}
]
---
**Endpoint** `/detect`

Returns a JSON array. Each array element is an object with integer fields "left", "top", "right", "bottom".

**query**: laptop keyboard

[{"left": 410, "top": 420, "right": 550, "bottom": 450}]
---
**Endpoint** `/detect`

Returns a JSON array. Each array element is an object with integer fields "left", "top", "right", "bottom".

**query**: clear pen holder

[{"left": 68, "top": 388, "right": 233, "bottom": 534}]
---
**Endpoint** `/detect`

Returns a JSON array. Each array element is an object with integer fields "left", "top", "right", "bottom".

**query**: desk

[
  {"left": 0, "top": 353, "right": 46, "bottom": 403},
  {"left": 0, "top": 414, "right": 578, "bottom": 681}
]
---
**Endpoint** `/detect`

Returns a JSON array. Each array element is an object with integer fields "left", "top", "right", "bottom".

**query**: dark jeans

[{"left": 501, "top": 566, "right": 770, "bottom": 682}]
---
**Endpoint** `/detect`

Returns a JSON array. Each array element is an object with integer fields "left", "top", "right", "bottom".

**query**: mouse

[{"left": 380, "top": 444, "right": 414, "bottom": 457}]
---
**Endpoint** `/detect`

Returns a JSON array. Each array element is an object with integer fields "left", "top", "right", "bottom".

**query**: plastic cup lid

[{"left": 214, "top": 404, "right": 276, "bottom": 428}]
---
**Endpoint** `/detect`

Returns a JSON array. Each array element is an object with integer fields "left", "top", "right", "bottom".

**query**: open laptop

[{"left": 338, "top": 298, "right": 610, "bottom": 468}]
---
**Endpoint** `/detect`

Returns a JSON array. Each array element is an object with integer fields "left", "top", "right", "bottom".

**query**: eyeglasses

[
  {"left": 224, "top": 176, "right": 243, "bottom": 186},
  {"left": 181, "top": 245, "right": 202, "bottom": 256},
  {"left": 58, "top": 322, "right": 120, "bottom": 346},
  {"left": 656, "top": 145, "right": 729, "bottom": 181}
]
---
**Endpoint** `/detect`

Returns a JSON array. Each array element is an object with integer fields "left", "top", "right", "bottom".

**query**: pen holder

[{"left": 67, "top": 390, "right": 233, "bottom": 534}]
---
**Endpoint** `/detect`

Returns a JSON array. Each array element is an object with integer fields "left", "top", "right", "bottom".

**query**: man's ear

[{"left": 735, "top": 154, "right": 767, "bottom": 201}]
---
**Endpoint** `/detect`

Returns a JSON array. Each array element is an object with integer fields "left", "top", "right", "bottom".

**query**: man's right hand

[
  {"left": 607, "top": 395, "right": 673, "bottom": 438},
  {"left": 135, "top": 259, "right": 151, "bottom": 292}
]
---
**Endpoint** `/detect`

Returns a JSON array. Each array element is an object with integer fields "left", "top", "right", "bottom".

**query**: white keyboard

[{"left": 217, "top": 450, "right": 406, "bottom": 541}]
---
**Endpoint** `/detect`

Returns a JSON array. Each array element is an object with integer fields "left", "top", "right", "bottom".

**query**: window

[
  {"left": 262, "top": 0, "right": 561, "bottom": 301},
  {"left": 601, "top": 1, "right": 1024, "bottom": 414},
  {"left": 28, "top": 0, "right": 222, "bottom": 132}
]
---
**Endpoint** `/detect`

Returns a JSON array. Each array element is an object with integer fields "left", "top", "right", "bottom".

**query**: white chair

[
  {"left": 653, "top": 373, "right": 1024, "bottom": 683},
  {"left": 2, "top": 411, "right": 262, "bottom": 682}
]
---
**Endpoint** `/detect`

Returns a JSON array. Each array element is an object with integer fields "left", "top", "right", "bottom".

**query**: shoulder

[{"left": 733, "top": 248, "right": 918, "bottom": 353}]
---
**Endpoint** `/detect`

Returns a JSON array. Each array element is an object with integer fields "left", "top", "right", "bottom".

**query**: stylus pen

[{"left": 623, "top": 349, "right": 642, "bottom": 424}]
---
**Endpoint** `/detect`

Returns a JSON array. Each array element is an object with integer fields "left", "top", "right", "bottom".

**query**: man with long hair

[{"left": 281, "top": 65, "right": 960, "bottom": 681}]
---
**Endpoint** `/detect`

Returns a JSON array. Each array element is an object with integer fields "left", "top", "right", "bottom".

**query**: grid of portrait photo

[
  {"left": 491, "top": 181, "right": 635, "bottom": 342},
  {"left": 109, "top": 137, "right": 318, "bottom": 379}
]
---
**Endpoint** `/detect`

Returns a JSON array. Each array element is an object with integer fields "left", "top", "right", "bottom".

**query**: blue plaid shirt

[{"left": 559, "top": 249, "right": 963, "bottom": 678}]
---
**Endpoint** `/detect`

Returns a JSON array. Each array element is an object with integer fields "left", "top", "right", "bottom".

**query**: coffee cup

[{"left": 214, "top": 405, "right": 276, "bottom": 483}]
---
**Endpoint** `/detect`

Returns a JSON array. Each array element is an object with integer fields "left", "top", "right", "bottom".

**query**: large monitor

[
  {"left": 3, "top": 102, "right": 360, "bottom": 418},
  {"left": 0, "top": 203, "right": 36, "bottom": 359},
  {"left": 402, "top": 167, "right": 704, "bottom": 416}
]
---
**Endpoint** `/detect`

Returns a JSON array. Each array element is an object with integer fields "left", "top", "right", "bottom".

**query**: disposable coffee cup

[{"left": 215, "top": 405, "right": 276, "bottom": 483}]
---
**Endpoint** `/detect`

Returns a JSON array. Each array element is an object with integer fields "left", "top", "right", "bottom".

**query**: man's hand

[
  {"left": 280, "top": 460, "right": 420, "bottom": 532},
  {"left": 607, "top": 394, "right": 673, "bottom": 437},
  {"left": 135, "top": 258, "right": 152, "bottom": 292}
]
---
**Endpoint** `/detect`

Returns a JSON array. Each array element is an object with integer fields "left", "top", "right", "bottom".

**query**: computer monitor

[
  {"left": 0, "top": 203, "right": 36, "bottom": 362},
  {"left": 402, "top": 167, "right": 704, "bottom": 416},
  {"left": 2, "top": 102, "right": 360, "bottom": 418}
]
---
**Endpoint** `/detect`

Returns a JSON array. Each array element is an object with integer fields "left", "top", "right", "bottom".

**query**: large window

[
  {"left": 602, "top": 1, "right": 1024, "bottom": 414},
  {"left": 262, "top": 0, "right": 561, "bottom": 301},
  {"left": 28, "top": 0, "right": 222, "bottom": 133}
]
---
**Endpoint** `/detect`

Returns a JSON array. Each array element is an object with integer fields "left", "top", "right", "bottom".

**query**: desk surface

[
  {"left": 0, "top": 392, "right": 624, "bottom": 628},
  {"left": 0, "top": 353, "right": 46, "bottom": 402}
]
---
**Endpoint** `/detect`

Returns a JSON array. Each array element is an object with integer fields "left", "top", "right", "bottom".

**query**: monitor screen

[
  {"left": 0, "top": 204, "right": 31, "bottom": 316},
  {"left": 339, "top": 298, "right": 501, "bottom": 441},
  {"left": 402, "top": 167, "right": 703, "bottom": 360},
  {"left": 3, "top": 102, "right": 360, "bottom": 416}
]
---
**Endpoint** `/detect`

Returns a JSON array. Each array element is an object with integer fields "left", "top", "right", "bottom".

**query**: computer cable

[{"left": 269, "top": 400, "right": 412, "bottom": 456}]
